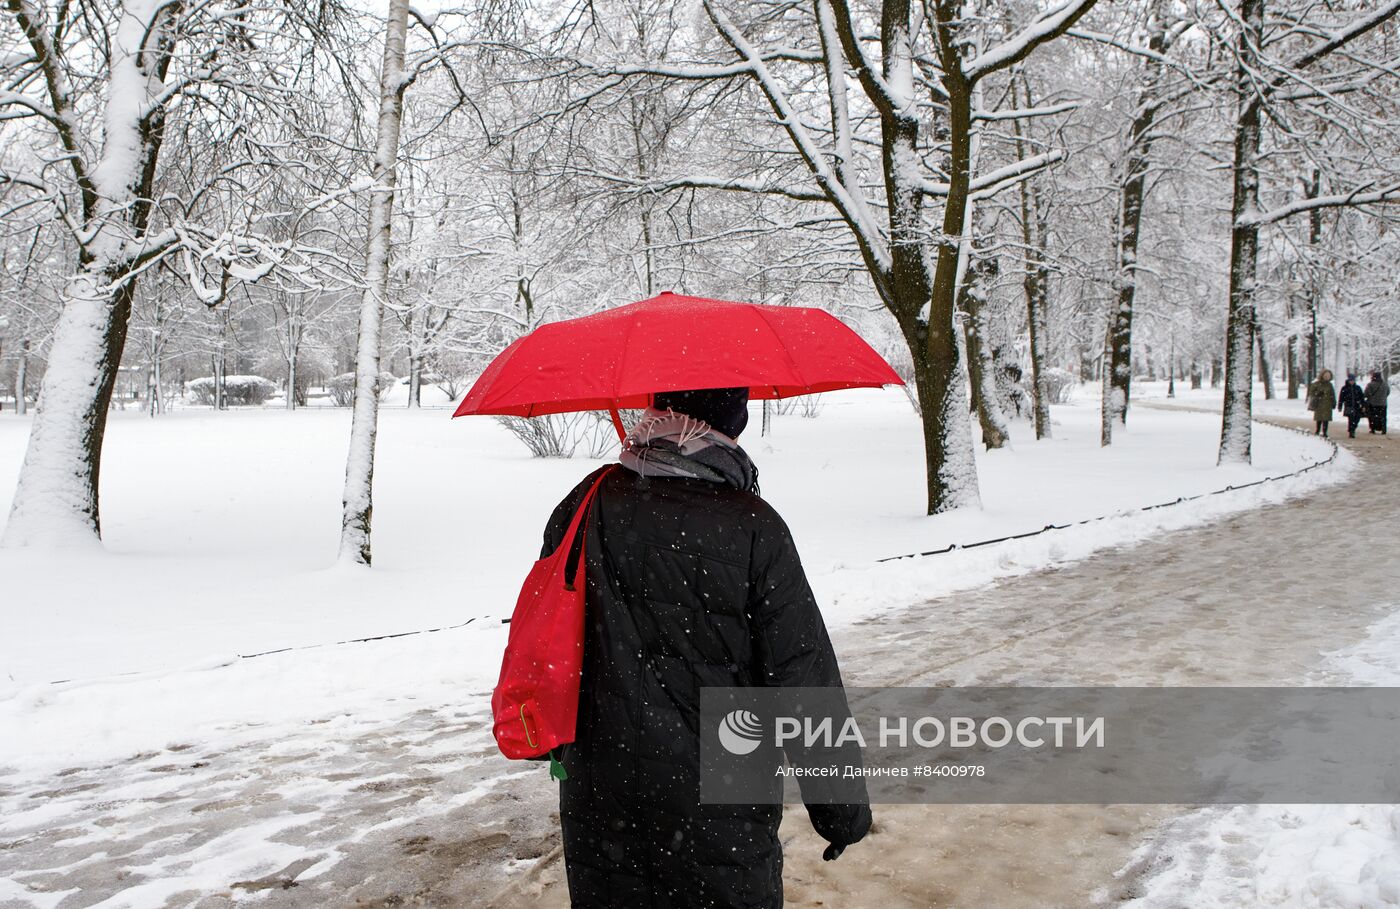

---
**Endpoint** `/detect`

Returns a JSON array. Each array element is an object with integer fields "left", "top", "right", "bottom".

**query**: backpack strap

[{"left": 561, "top": 465, "right": 616, "bottom": 591}]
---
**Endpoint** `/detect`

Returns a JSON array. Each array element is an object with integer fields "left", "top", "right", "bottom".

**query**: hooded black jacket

[
  {"left": 1339, "top": 381, "right": 1368, "bottom": 417},
  {"left": 540, "top": 464, "right": 871, "bottom": 908}
]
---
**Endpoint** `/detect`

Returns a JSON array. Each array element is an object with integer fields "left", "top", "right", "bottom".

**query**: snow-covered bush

[
  {"left": 497, "top": 410, "right": 641, "bottom": 459},
  {"left": 186, "top": 375, "right": 277, "bottom": 406},
  {"left": 884, "top": 348, "right": 923, "bottom": 416},
  {"left": 995, "top": 362, "right": 1032, "bottom": 419},
  {"left": 795, "top": 394, "right": 824, "bottom": 418},
  {"left": 255, "top": 350, "right": 334, "bottom": 407},
  {"left": 1043, "top": 368, "right": 1077, "bottom": 404},
  {"left": 328, "top": 372, "right": 398, "bottom": 407}
]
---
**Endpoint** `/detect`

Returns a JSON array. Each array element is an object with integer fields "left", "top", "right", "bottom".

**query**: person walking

[
  {"left": 1308, "top": 369, "right": 1336, "bottom": 437},
  {"left": 1365, "top": 371, "right": 1389, "bottom": 435},
  {"left": 539, "top": 386, "right": 871, "bottom": 908},
  {"left": 1339, "top": 374, "right": 1367, "bottom": 438}
]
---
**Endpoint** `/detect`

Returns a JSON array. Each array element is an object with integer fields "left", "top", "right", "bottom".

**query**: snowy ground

[{"left": 0, "top": 386, "right": 1343, "bottom": 773}]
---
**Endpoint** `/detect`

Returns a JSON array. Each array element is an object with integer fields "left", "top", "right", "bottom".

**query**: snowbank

[{"left": 0, "top": 388, "right": 1348, "bottom": 771}]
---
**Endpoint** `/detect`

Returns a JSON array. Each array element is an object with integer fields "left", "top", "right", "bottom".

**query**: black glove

[{"left": 810, "top": 802, "right": 872, "bottom": 862}]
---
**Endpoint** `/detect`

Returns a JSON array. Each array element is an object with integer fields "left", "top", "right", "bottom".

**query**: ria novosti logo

[{"left": 718, "top": 709, "right": 764, "bottom": 755}]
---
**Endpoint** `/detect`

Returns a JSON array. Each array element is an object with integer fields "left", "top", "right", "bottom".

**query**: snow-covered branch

[
  {"left": 4, "top": 0, "right": 94, "bottom": 212},
  {"left": 921, "top": 149, "right": 1068, "bottom": 197},
  {"left": 586, "top": 170, "right": 828, "bottom": 203},
  {"left": 1239, "top": 182, "right": 1400, "bottom": 226},
  {"left": 965, "top": 0, "right": 1102, "bottom": 83},
  {"left": 579, "top": 59, "right": 755, "bottom": 81},
  {"left": 1281, "top": 0, "right": 1400, "bottom": 76},
  {"left": 972, "top": 100, "right": 1080, "bottom": 122},
  {"left": 972, "top": 150, "right": 1070, "bottom": 201}
]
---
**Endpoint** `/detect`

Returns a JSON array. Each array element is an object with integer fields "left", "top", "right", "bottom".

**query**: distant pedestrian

[
  {"left": 1339, "top": 374, "right": 1367, "bottom": 438},
  {"left": 1308, "top": 370, "right": 1336, "bottom": 437},
  {"left": 1365, "top": 371, "right": 1389, "bottom": 435}
]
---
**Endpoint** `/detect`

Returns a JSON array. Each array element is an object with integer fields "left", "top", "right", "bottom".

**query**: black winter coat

[
  {"left": 540, "top": 465, "right": 870, "bottom": 909},
  {"left": 1339, "top": 381, "right": 1368, "bottom": 418}
]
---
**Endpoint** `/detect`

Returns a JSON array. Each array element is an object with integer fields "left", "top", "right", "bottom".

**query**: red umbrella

[{"left": 452, "top": 291, "right": 904, "bottom": 438}]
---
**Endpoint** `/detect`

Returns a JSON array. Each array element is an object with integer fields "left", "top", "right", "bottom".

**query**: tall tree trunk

[
  {"left": 1100, "top": 325, "right": 1116, "bottom": 446},
  {"left": 960, "top": 258, "right": 1009, "bottom": 449},
  {"left": 1105, "top": 149, "right": 1145, "bottom": 427},
  {"left": 956, "top": 75, "right": 1007, "bottom": 452},
  {"left": 340, "top": 0, "right": 411, "bottom": 566},
  {"left": 1104, "top": 2, "right": 1174, "bottom": 436},
  {"left": 152, "top": 339, "right": 164, "bottom": 416},
  {"left": 876, "top": 0, "right": 978, "bottom": 513},
  {"left": 903, "top": 317, "right": 978, "bottom": 512},
  {"left": 923, "top": 65, "right": 980, "bottom": 510},
  {"left": 1010, "top": 76, "right": 1052, "bottom": 439},
  {"left": 1286, "top": 332, "right": 1299, "bottom": 398},
  {"left": 147, "top": 332, "right": 164, "bottom": 418},
  {"left": 1284, "top": 292, "right": 1299, "bottom": 399},
  {"left": 1021, "top": 244, "right": 1052, "bottom": 439},
  {"left": 285, "top": 332, "right": 298, "bottom": 411},
  {"left": 407, "top": 350, "right": 422, "bottom": 408},
  {"left": 1218, "top": 0, "right": 1264, "bottom": 464},
  {"left": 1304, "top": 169, "right": 1322, "bottom": 385},
  {"left": 1256, "top": 312, "right": 1275, "bottom": 400},
  {"left": 1024, "top": 268, "right": 1052, "bottom": 439},
  {"left": 2, "top": 269, "right": 134, "bottom": 545},
  {"left": 14, "top": 339, "right": 27, "bottom": 416}
]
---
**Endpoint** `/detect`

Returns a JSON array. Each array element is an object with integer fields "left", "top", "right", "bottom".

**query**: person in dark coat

[
  {"left": 1307, "top": 370, "right": 1336, "bottom": 437},
  {"left": 1339, "top": 374, "right": 1367, "bottom": 438},
  {"left": 1365, "top": 371, "right": 1389, "bottom": 435},
  {"left": 540, "top": 386, "right": 871, "bottom": 909}
]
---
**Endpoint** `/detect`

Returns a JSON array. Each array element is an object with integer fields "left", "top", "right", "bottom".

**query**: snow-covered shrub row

[
  {"left": 185, "top": 376, "right": 277, "bottom": 407},
  {"left": 328, "top": 372, "right": 399, "bottom": 407}
]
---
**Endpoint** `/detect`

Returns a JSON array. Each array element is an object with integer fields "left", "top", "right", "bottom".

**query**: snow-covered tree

[{"left": 0, "top": 0, "right": 361, "bottom": 545}]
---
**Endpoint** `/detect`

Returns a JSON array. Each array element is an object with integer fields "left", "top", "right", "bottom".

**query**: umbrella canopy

[{"left": 453, "top": 292, "right": 903, "bottom": 430}]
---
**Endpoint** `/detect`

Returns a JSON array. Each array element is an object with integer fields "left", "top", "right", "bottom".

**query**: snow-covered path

[{"left": 2, "top": 416, "right": 1395, "bottom": 908}]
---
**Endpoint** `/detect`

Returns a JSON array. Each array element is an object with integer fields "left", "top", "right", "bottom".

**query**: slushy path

[{"left": 3, "top": 415, "right": 1395, "bottom": 908}]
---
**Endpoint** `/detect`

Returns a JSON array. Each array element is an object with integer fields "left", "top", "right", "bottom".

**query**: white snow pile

[{"left": 1114, "top": 608, "right": 1400, "bottom": 909}]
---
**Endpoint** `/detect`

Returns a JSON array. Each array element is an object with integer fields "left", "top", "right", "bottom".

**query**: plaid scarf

[{"left": 618, "top": 408, "right": 759, "bottom": 494}]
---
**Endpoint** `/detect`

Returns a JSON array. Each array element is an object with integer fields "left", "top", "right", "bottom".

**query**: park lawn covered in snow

[{"left": 0, "top": 387, "right": 1346, "bottom": 772}]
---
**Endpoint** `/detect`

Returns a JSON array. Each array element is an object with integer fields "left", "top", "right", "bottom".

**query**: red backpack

[{"left": 492, "top": 466, "right": 614, "bottom": 779}]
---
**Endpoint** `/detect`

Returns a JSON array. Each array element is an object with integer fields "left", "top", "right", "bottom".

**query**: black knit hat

[{"left": 653, "top": 387, "right": 750, "bottom": 438}]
